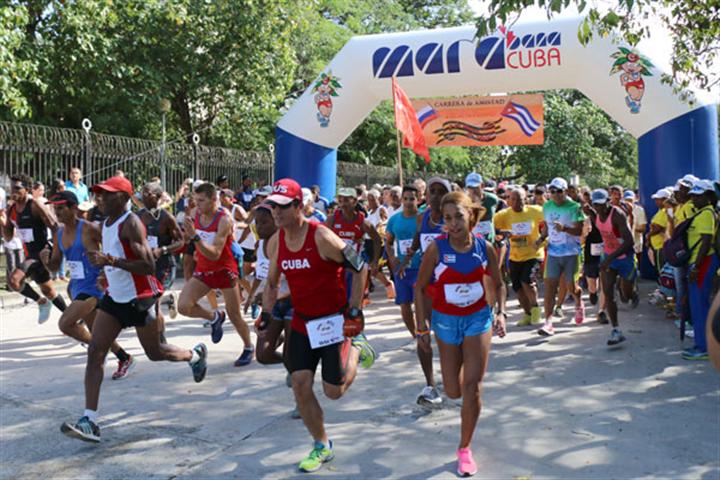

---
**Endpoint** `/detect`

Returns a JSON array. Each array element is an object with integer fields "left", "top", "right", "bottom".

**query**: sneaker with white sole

[
  {"left": 417, "top": 385, "right": 443, "bottom": 407},
  {"left": 38, "top": 300, "right": 52, "bottom": 324},
  {"left": 538, "top": 321, "right": 555, "bottom": 337},
  {"left": 60, "top": 416, "right": 100, "bottom": 443},
  {"left": 111, "top": 355, "right": 136, "bottom": 380},
  {"left": 167, "top": 292, "right": 178, "bottom": 319}
]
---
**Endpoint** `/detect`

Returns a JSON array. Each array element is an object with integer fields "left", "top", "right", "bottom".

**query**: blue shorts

[
  {"left": 395, "top": 268, "right": 418, "bottom": 305},
  {"left": 431, "top": 306, "right": 492, "bottom": 345},
  {"left": 272, "top": 296, "right": 293, "bottom": 321},
  {"left": 601, "top": 254, "right": 636, "bottom": 281}
]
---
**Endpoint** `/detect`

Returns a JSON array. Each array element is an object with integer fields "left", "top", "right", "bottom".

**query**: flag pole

[{"left": 391, "top": 77, "right": 404, "bottom": 186}]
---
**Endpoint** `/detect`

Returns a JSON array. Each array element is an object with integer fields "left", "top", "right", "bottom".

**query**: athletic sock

[
  {"left": 189, "top": 348, "right": 200, "bottom": 364},
  {"left": 19, "top": 284, "right": 41, "bottom": 302},
  {"left": 115, "top": 348, "right": 130, "bottom": 362},
  {"left": 50, "top": 294, "right": 67, "bottom": 312},
  {"left": 83, "top": 409, "right": 98, "bottom": 423}
]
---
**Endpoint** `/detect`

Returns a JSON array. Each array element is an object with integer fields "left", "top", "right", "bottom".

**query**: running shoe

[
  {"left": 190, "top": 343, "right": 208, "bottom": 382},
  {"left": 60, "top": 416, "right": 100, "bottom": 443},
  {"left": 352, "top": 333, "right": 377, "bottom": 369},
  {"left": 574, "top": 304, "right": 585, "bottom": 325},
  {"left": 417, "top": 385, "right": 443, "bottom": 407},
  {"left": 38, "top": 300, "right": 52, "bottom": 324},
  {"left": 168, "top": 292, "right": 178, "bottom": 319},
  {"left": 234, "top": 347, "right": 255, "bottom": 367},
  {"left": 597, "top": 311, "right": 609, "bottom": 324},
  {"left": 552, "top": 305, "right": 563, "bottom": 318},
  {"left": 456, "top": 447, "right": 478, "bottom": 477},
  {"left": 516, "top": 313, "right": 531, "bottom": 327},
  {"left": 530, "top": 306, "right": 542, "bottom": 325},
  {"left": 298, "top": 440, "right": 334, "bottom": 472},
  {"left": 210, "top": 310, "right": 226, "bottom": 344},
  {"left": 538, "top": 321, "right": 555, "bottom": 337},
  {"left": 250, "top": 303, "right": 260, "bottom": 320},
  {"left": 674, "top": 319, "right": 695, "bottom": 338},
  {"left": 589, "top": 292, "right": 598, "bottom": 305},
  {"left": 111, "top": 355, "right": 136, "bottom": 380},
  {"left": 607, "top": 328, "right": 626, "bottom": 347},
  {"left": 682, "top": 347, "right": 709, "bottom": 361},
  {"left": 386, "top": 281, "right": 396, "bottom": 300},
  {"left": 631, "top": 292, "right": 640, "bottom": 309}
]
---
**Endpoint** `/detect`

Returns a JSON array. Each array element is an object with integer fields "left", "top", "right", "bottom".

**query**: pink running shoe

[
  {"left": 574, "top": 304, "right": 586, "bottom": 325},
  {"left": 538, "top": 321, "right": 555, "bottom": 337},
  {"left": 456, "top": 447, "right": 478, "bottom": 477},
  {"left": 111, "top": 355, "right": 135, "bottom": 380}
]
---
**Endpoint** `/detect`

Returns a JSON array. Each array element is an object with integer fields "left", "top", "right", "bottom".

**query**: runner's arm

[
  {"left": 413, "top": 241, "right": 438, "bottom": 333},
  {"left": 194, "top": 214, "right": 233, "bottom": 262},
  {"left": 90, "top": 215, "right": 155, "bottom": 275},
  {"left": 260, "top": 232, "right": 280, "bottom": 316},
  {"left": 316, "top": 224, "right": 367, "bottom": 310},
  {"left": 32, "top": 199, "right": 58, "bottom": 232},
  {"left": 163, "top": 213, "right": 186, "bottom": 254},
  {"left": 0, "top": 207, "right": 12, "bottom": 241},
  {"left": 48, "top": 228, "right": 63, "bottom": 272}
]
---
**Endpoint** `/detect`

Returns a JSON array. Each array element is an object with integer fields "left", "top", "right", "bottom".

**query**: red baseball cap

[
  {"left": 266, "top": 178, "right": 302, "bottom": 205},
  {"left": 92, "top": 176, "right": 133, "bottom": 196}
]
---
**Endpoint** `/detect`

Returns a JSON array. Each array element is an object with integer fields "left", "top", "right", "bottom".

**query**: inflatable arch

[{"left": 276, "top": 17, "right": 718, "bottom": 212}]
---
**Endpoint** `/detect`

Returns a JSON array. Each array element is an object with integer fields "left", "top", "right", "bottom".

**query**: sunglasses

[
  {"left": 267, "top": 200, "right": 295, "bottom": 210},
  {"left": 549, "top": 188, "right": 564, "bottom": 194}
]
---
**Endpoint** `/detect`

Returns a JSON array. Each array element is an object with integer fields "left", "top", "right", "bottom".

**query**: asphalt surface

[{"left": 1, "top": 279, "right": 718, "bottom": 479}]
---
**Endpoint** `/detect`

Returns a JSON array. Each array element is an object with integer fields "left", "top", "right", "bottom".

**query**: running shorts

[
  {"left": 544, "top": 254, "right": 580, "bottom": 283},
  {"left": 17, "top": 258, "right": 51, "bottom": 285},
  {"left": 584, "top": 262, "right": 600, "bottom": 279},
  {"left": 601, "top": 254, "right": 637, "bottom": 282},
  {"left": 508, "top": 259, "right": 540, "bottom": 292},
  {"left": 242, "top": 247, "right": 256, "bottom": 263},
  {"left": 288, "top": 331, "right": 351, "bottom": 386},
  {"left": 431, "top": 306, "right": 492, "bottom": 345},
  {"left": 395, "top": 268, "right": 418, "bottom": 305},
  {"left": 193, "top": 268, "right": 238, "bottom": 290},
  {"left": 99, "top": 294, "right": 157, "bottom": 329},
  {"left": 73, "top": 292, "right": 101, "bottom": 303},
  {"left": 272, "top": 296, "right": 294, "bottom": 322}
]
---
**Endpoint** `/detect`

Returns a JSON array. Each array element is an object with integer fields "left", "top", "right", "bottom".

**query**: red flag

[{"left": 392, "top": 77, "right": 430, "bottom": 164}]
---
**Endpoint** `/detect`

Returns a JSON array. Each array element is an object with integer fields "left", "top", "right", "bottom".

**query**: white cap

[
  {"left": 301, "top": 188, "right": 313, "bottom": 205},
  {"left": 192, "top": 180, "right": 205, "bottom": 190},
  {"left": 651, "top": 188, "right": 672, "bottom": 199},
  {"left": 591, "top": 188, "right": 609, "bottom": 204},
  {"left": 428, "top": 176, "right": 451, "bottom": 193},
  {"left": 689, "top": 179, "right": 714, "bottom": 195},
  {"left": 549, "top": 177, "right": 568, "bottom": 191},
  {"left": 678, "top": 174, "right": 699, "bottom": 188}
]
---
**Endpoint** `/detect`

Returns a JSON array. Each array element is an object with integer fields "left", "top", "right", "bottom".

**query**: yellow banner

[{"left": 411, "top": 94, "right": 544, "bottom": 147}]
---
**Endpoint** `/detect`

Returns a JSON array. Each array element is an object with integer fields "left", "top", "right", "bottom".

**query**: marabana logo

[{"left": 372, "top": 29, "right": 562, "bottom": 78}]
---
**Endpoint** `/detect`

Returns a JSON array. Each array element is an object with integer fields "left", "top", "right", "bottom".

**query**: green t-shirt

[
  {"left": 472, "top": 192, "right": 500, "bottom": 241},
  {"left": 543, "top": 199, "right": 585, "bottom": 257}
]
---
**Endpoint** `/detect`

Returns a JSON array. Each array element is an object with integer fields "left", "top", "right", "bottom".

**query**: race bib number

[
  {"left": 196, "top": 230, "right": 216, "bottom": 245},
  {"left": 306, "top": 314, "right": 344, "bottom": 349},
  {"left": 444, "top": 282, "right": 484, "bottom": 307},
  {"left": 147, "top": 235, "right": 158, "bottom": 248},
  {"left": 421, "top": 233, "right": 441, "bottom": 252},
  {"left": 548, "top": 225, "right": 567, "bottom": 245},
  {"left": 590, "top": 242, "right": 604, "bottom": 257},
  {"left": 474, "top": 221, "right": 493, "bottom": 236},
  {"left": 67, "top": 260, "right": 85, "bottom": 280},
  {"left": 256, "top": 258, "right": 270, "bottom": 280},
  {"left": 511, "top": 222, "right": 532, "bottom": 236},
  {"left": 18, "top": 228, "right": 34, "bottom": 243},
  {"left": 397, "top": 238, "right": 413, "bottom": 255}
]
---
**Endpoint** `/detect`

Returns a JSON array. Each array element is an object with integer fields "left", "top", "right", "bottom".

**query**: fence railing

[{"left": 0, "top": 121, "right": 273, "bottom": 196}]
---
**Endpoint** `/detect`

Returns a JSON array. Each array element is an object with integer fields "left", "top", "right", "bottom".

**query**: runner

[
  {"left": 386, "top": 185, "right": 441, "bottom": 406},
  {"left": 60, "top": 175, "right": 207, "bottom": 443},
  {"left": 493, "top": 187, "right": 544, "bottom": 326},
  {"left": 177, "top": 181, "right": 254, "bottom": 367},
  {"left": 536, "top": 177, "right": 586, "bottom": 336},
  {"left": 365, "top": 188, "right": 395, "bottom": 299},
  {"left": 588, "top": 189, "right": 634, "bottom": 346},
  {"left": 302, "top": 188, "right": 326, "bottom": 222},
  {"left": 581, "top": 197, "right": 607, "bottom": 322},
  {"left": 138, "top": 182, "right": 184, "bottom": 324},
  {"left": 2, "top": 173, "right": 67, "bottom": 323},
  {"left": 261, "top": 178, "right": 376, "bottom": 473},
  {"left": 48, "top": 190, "right": 135, "bottom": 380},
  {"left": 414, "top": 191, "right": 506, "bottom": 477}
]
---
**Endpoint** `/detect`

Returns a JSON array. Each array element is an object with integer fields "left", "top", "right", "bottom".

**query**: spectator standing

[{"left": 65, "top": 167, "right": 90, "bottom": 204}]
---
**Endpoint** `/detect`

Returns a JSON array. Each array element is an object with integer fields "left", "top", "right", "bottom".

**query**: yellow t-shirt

[
  {"left": 649, "top": 209, "right": 668, "bottom": 251},
  {"left": 676, "top": 201, "right": 697, "bottom": 223},
  {"left": 687, "top": 207, "right": 716, "bottom": 264},
  {"left": 493, "top": 205, "right": 544, "bottom": 262}
]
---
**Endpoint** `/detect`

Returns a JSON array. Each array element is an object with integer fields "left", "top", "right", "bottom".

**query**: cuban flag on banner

[
  {"left": 500, "top": 101, "right": 541, "bottom": 137},
  {"left": 416, "top": 105, "right": 439, "bottom": 128}
]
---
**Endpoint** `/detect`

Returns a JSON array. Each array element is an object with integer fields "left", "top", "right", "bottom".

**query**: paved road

[{"left": 1, "top": 280, "right": 718, "bottom": 479}]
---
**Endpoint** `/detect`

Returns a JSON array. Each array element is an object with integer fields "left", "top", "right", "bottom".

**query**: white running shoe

[
  {"left": 38, "top": 300, "right": 52, "bottom": 324},
  {"left": 167, "top": 292, "right": 178, "bottom": 319},
  {"left": 417, "top": 385, "right": 443, "bottom": 407}
]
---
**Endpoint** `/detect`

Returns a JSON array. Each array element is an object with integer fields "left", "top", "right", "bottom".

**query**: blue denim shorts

[{"left": 431, "top": 306, "right": 492, "bottom": 345}]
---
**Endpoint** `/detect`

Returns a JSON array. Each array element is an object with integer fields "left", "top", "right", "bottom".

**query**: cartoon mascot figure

[
  {"left": 610, "top": 47, "right": 654, "bottom": 114},
  {"left": 312, "top": 71, "right": 342, "bottom": 127}
]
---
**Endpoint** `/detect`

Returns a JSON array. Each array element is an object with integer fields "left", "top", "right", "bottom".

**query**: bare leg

[
  {"left": 177, "top": 277, "right": 214, "bottom": 321},
  {"left": 221, "top": 285, "right": 252, "bottom": 348},
  {"left": 293, "top": 370, "right": 328, "bottom": 444},
  {"left": 85, "top": 311, "right": 123, "bottom": 410},
  {"left": 135, "top": 310, "right": 192, "bottom": 361},
  {"left": 601, "top": 270, "right": 620, "bottom": 328},
  {"left": 543, "top": 278, "right": 560, "bottom": 320},
  {"left": 458, "top": 331, "right": 492, "bottom": 449}
]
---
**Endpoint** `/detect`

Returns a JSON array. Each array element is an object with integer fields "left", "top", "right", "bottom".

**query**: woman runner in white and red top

[
  {"left": 261, "top": 178, "right": 377, "bottom": 473},
  {"left": 415, "top": 191, "right": 506, "bottom": 477},
  {"left": 177, "top": 181, "right": 254, "bottom": 366},
  {"left": 61, "top": 175, "right": 207, "bottom": 444}
]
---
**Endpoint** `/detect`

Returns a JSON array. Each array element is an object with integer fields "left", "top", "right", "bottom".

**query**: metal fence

[{"left": 0, "top": 120, "right": 273, "bottom": 195}]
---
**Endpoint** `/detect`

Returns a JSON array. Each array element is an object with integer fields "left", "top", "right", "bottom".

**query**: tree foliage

[{"left": 476, "top": 0, "right": 719, "bottom": 96}]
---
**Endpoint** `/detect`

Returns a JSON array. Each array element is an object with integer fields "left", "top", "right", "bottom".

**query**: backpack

[{"left": 662, "top": 206, "right": 714, "bottom": 268}]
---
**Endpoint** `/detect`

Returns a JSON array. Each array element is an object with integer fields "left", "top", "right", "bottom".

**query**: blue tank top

[
  {"left": 58, "top": 220, "right": 103, "bottom": 300},
  {"left": 419, "top": 208, "right": 444, "bottom": 253}
]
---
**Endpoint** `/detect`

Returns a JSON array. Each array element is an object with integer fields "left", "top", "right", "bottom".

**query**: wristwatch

[
  {"left": 191, "top": 234, "right": 201, "bottom": 243},
  {"left": 348, "top": 307, "right": 362, "bottom": 319}
]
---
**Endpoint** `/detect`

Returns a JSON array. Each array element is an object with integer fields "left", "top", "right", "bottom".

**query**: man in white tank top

[{"left": 60, "top": 176, "right": 208, "bottom": 444}]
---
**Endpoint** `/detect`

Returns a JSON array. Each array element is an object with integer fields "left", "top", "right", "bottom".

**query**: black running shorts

[
  {"left": 17, "top": 258, "right": 51, "bottom": 284},
  {"left": 288, "top": 331, "right": 351, "bottom": 386},
  {"left": 509, "top": 258, "right": 540, "bottom": 292},
  {"left": 98, "top": 295, "right": 157, "bottom": 329}
]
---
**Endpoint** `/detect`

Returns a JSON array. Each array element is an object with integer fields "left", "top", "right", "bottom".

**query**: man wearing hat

[
  {"left": 48, "top": 190, "right": 135, "bottom": 380},
  {"left": 588, "top": 188, "right": 635, "bottom": 347},
  {"left": 61, "top": 176, "right": 207, "bottom": 443},
  {"left": 670, "top": 174, "right": 700, "bottom": 330},
  {"left": 623, "top": 190, "right": 647, "bottom": 259},
  {"left": 260, "top": 178, "right": 376, "bottom": 472},
  {"left": 647, "top": 188, "right": 672, "bottom": 274}
]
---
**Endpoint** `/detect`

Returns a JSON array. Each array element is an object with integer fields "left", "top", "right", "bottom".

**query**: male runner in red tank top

[
  {"left": 261, "top": 179, "right": 377, "bottom": 473},
  {"left": 177, "top": 182, "right": 254, "bottom": 367}
]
